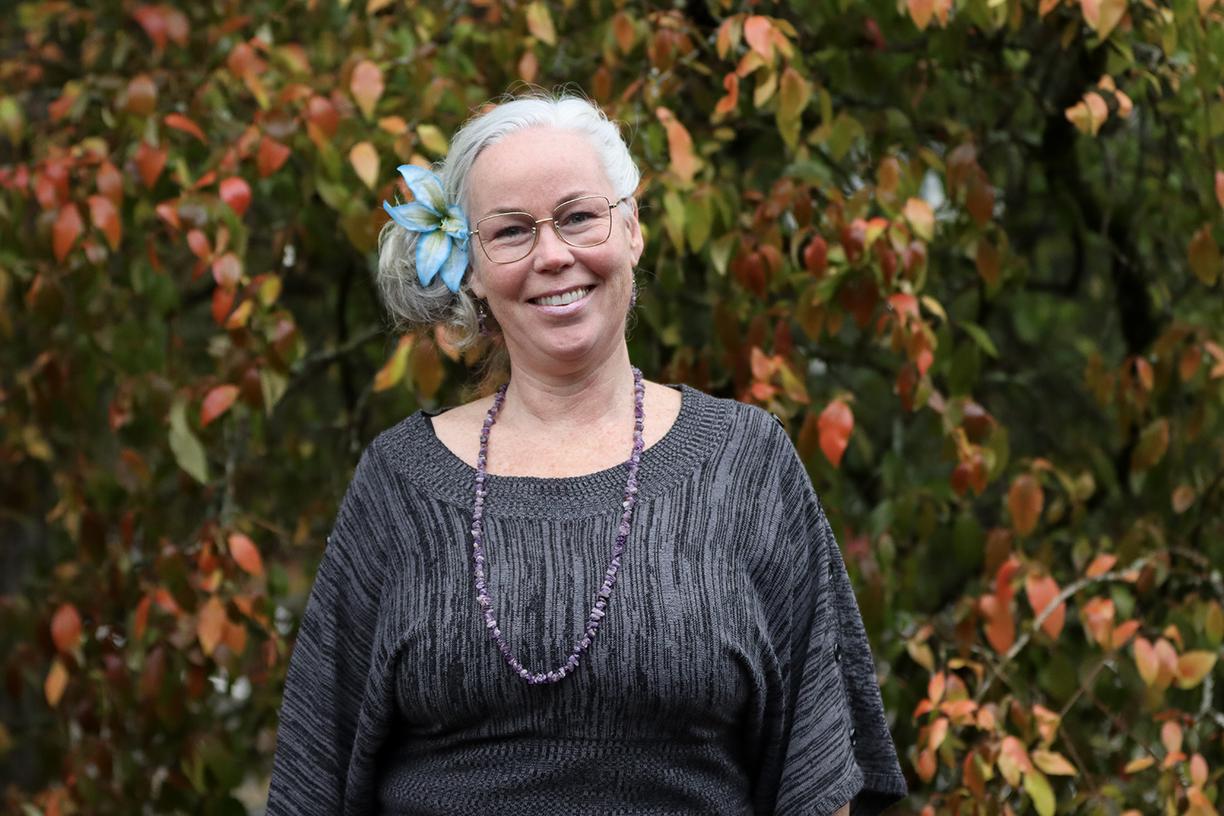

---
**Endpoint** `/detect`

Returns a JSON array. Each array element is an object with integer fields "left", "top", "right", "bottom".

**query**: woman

[{"left": 267, "top": 93, "right": 906, "bottom": 816}]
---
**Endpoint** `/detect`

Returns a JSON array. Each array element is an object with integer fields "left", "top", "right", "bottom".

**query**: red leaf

[
  {"left": 134, "top": 141, "right": 167, "bottom": 189},
  {"left": 51, "top": 603, "right": 82, "bottom": 654},
  {"left": 201, "top": 384, "right": 239, "bottom": 427},
  {"left": 228, "top": 532, "right": 265, "bottom": 577},
  {"left": 52, "top": 203, "right": 83, "bottom": 262},
  {"left": 1024, "top": 572, "right": 1066, "bottom": 639},
  {"left": 211, "top": 286, "right": 236, "bottom": 325},
  {"left": 1084, "top": 552, "right": 1117, "bottom": 577},
  {"left": 88, "top": 195, "right": 122, "bottom": 249},
  {"left": 306, "top": 95, "right": 340, "bottom": 137},
  {"left": 818, "top": 399, "right": 854, "bottom": 468},
  {"left": 187, "top": 229, "right": 212, "bottom": 259},
  {"left": 96, "top": 161, "right": 123, "bottom": 205},
  {"left": 1007, "top": 473, "right": 1043, "bottom": 536},
  {"left": 1216, "top": 171, "right": 1224, "bottom": 210},
  {"left": 165, "top": 113, "right": 206, "bottom": 143},
  {"left": 132, "top": 5, "right": 168, "bottom": 49},
  {"left": 258, "top": 137, "right": 291, "bottom": 177},
  {"left": 219, "top": 176, "right": 251, "bottom": 217},
  {"left": 124, "top": 74, "right": 158, "bottom": 116}
]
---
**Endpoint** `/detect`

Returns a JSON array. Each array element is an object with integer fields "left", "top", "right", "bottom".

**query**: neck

[{"left": 500, "top": 344, "right": 635, "bottom": 431}]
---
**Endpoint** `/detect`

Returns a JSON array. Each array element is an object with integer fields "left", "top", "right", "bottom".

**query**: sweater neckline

[{"left": 378, "top": 384, "right": 730, "bottom": 518}]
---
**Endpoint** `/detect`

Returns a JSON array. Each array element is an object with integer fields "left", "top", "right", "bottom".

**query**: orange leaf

[
  {"left": 1176, "top": 650, "right": 1218, "bottom": 689},
  {"left": 88, "top": 195, "right": 122, "bottom": 249},
  {"left": 1080, "top": 597, "right": 1115, "bottom": 648},
  {"left": 134, "top": 141, "right": 167, "bottom": 189},
  {"left": 1024, "top": 572, "right": 1065, "bottom": 639},
  {"left": 997, "top": 735, "right": 1032, "bottom": 787},
  {"left": 1133, "top": 637, "right": 1159, "bottom": 686},
  {"left": 201, "top": 384, "right": 239, "bottom": 427},
  {"left": 714, "top": 73, "right": 739, "bottom": 117},
  {"left": 197, "top": 596, "right": 227, "bottom": 657},
  {"left": 1216, "top": 171, "right": 1224, "bottom": 210},
  {"left": 743, "top": 16, "right": 774, "bottom": 59},
  {"left": 50, "top": 603, "right": 82, "bottom": 654},
  {"left": 350, "top": 60, "right": 385, "bottom": 119},
  {"left": 927, "top": 671, "right": 946, "bottom": 706},
  {"left": 612, "top": 11, "right": 636, "bottom": 53},
  {"left": 349, "top": 141, "right": 380, "bottom": 190},
  {"left": 903, "top": 197, "right": 935, "bottom": 242},
  {"left": 1084, "top": 552, "right": 1116, "bottom": 577},
  {"left": 655, "top": 107, "right": 700, "bottom": 185},
  {"left": 52, "top": 203, "right": 83, "bottom": 262},
  {"left": 1130, "top": 417, "right": 1170, "bottom": 472},
  {"left": 374, "top": 335, "right": 414, "bottom": 392},
  {"left": 228, "top": 533, "right": 264, "bottom": 577},
  {"left": 45, "top": 659, "right": 69, "bottom": 707},
  {"left": 908, "top": 0, "right": 934, "bottom": 29},
  {"left": 165, "top": 112, "right": 206, "bottom": 142},
  {"left": 258, "top": 136, "right": 291, "bottom": 178},
  {"left": 817, "top": 399, "right": 853, "bottom": 468},
  {"left": 1007, "top": 473, "right": 1043, "bottom": 536},
  {"left": 1161, "top": 720, "right": 1182, "bottom": 754},
  {"left": 1190, "top": 754, "right": 1208, "bottom": 787},
  {"left": 1111, "top": 619, "right": 1140, "bottom": 649},
  {"left": 132, "top": 5, "right": 168, "bottom": 49},
  {"left": 219, "top": 176, "right": 251, "bottom": 218},
  {"left": 1123, "top": 756, "right": 1155, "bottom": 774}
]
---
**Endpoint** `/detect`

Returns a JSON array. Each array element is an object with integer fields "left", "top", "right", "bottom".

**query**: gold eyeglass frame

[{"left": 470, "top": 195, "right": 633, "bottom": 264}]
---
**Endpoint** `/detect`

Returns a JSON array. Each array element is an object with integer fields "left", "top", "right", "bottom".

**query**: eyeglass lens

[{"left": 478, "top": 196, "right": 612, "bottom": 263}]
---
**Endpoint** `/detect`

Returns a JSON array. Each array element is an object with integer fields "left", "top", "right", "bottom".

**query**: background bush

[{"left": 1, "top": 0, "right": 1222, "bottom": 813}]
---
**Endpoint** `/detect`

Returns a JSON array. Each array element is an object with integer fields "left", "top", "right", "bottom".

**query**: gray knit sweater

[{"left": 267, "top": 385, "right": 907, "bottom": 815}]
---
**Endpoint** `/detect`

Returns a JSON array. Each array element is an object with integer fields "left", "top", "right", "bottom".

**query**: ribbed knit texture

[{"left": 267, "top": 385, "right": 907, "bottom": 816}]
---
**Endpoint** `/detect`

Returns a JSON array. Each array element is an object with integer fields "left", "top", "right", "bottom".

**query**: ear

[
  {"left": 466, "top": 262, "right": 486, "bottom": 299},
  {"left": 623, "top": 200, "right": 644, "bottom": 266}
]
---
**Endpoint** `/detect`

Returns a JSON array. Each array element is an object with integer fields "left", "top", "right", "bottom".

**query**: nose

[{"left": 531, "top": 219, "right": 575, "bottom": 272}]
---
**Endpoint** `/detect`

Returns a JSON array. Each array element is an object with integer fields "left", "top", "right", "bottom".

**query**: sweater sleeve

[
  {"left": 267, "top": 446, "right": 398, "bottom": 816},
  {"left": 762, "top": 432, "right": 908, "bottom": 816}
]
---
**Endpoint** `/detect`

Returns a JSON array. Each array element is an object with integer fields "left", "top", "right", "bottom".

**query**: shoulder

[{"left": 678, "top": 386, "right": 796, "bottom": 459}]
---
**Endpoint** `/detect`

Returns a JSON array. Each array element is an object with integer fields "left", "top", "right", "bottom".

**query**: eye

[
  {"left": 557, "top": 208, "right": 601, "bottom": 228},
  {"left": 492, "top": 224, "right": 530, "bottom": 241}
]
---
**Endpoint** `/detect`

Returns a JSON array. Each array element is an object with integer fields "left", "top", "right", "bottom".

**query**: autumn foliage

[{"left": 2, "top": 0, "right": 1222, "bottom": 813}]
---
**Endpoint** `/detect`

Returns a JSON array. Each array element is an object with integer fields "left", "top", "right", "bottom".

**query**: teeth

[{"left": 535, "top": 287, "right": 591, "bottom": 307}]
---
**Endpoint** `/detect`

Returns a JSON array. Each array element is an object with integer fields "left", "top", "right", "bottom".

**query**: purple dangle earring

[{"left": 477, "top": 300, "right": 490, "bottom": 336}]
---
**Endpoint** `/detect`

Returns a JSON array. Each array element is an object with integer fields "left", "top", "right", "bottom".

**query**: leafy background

[{"left": 2, "top": 0, "right": 1222, "bottom": 813}]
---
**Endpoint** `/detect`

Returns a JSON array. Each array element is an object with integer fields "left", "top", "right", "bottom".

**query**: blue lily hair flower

[{"left": 382, "top": 164, "right": 470, "bottom": 294}]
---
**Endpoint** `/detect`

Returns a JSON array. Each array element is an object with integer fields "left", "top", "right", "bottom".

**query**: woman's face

[{"left": 466, "top": 127, "right": 643, "bottom": 374}]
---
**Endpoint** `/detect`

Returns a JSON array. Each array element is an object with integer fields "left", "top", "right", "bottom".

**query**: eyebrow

[{"left": 479, "top": 191, "right": 601, "bottom": 219}]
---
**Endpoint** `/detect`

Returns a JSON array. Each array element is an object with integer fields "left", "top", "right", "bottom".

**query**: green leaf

[
  {"left": 662, "top": 190, "right": 686, "bottom": 252},
  {"left": 168, "top": 399, "right": 209, "bottom": 484},
  {"left": 960, "top": 321, "right": 998, "bottom": 357},
  {"left": 1023, "top": 769, "right": 1056, "bottom": 816},
  {"left": 709, "top": 232, "right": 736, "bottom": 276}
]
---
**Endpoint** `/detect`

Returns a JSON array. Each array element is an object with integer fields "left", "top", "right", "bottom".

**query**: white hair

[{"left": 375, "top": 92, "right": 640, "bottom": 353}]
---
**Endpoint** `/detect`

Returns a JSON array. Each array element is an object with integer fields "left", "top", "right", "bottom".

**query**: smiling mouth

[{"left": 529, "top": 286, "right": 594, "bottom": 307}]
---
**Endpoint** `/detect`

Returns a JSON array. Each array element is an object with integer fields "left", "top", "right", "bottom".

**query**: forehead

[{"left": 468, "top": 127, "right": 611, "bottom": 215}]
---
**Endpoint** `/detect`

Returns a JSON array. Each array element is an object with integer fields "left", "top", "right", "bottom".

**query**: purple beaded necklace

[{"left": 469, "top": 366, "right": 645, "bottom": 685}]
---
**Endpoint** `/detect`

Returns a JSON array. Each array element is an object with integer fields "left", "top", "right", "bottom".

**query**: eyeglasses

[{"left": 471, "top": 195, "right": 632, "bottom": 264}]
